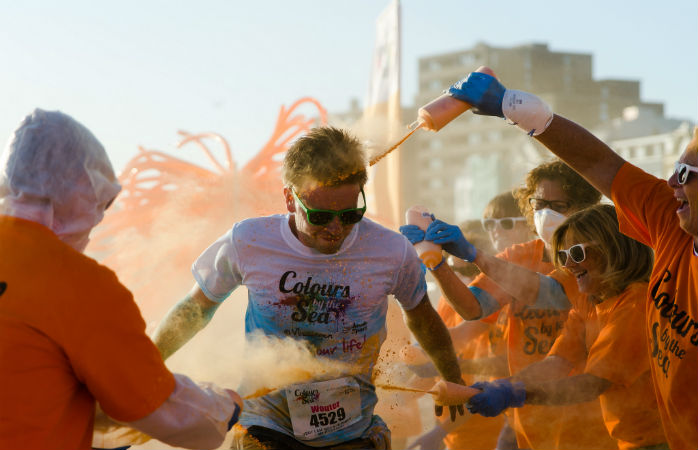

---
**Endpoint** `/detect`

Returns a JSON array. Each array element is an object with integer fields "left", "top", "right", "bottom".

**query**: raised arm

[
  {"left": 471, "top": 251, "right": 541, "bottom": 305},
  {"left": 152, "top": 284, "right": 220, "bottom": 360},
  {"left": 536, "top": 115, "right": 626, "bottom": 198},
  {"left": 448, "top": 69, "right": 627, "bottom": 198},
  {"left": 426, "top": 220, "right": 545, "bottom": 306}
]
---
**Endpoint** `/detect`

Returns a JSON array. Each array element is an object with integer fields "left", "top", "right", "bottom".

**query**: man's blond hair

[{"left": 282, "top": 126, "right": 368, "bottom": 190}]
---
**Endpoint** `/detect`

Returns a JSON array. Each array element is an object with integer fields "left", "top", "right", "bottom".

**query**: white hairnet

[{"left": 0, "top": 109, "right": 121, "bottom": 251}]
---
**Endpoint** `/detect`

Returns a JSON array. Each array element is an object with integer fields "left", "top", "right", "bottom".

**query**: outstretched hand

[
  {"left": 425, "top": 220, "right": 477, "bottom": 262},
  {"left": 466, "top": 380, "right": 526, "bottom": 417}
]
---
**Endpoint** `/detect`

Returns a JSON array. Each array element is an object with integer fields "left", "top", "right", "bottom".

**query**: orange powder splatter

[
  {"left": 375, "top": 383, "right": 436, "bottom": 395},
  {"left": 368, "top": 122, "right": 423, "bottom": 166}
]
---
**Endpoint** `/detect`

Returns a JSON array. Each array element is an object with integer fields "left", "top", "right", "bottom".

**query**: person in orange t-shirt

[
  {"left": 0, "top": 109, "right": 242, "bottom": 450},
  {"left": 402, "top": 161, "right": 615, "bottom": 450},
  {"left": 443, "top": 68, "right": 697, "bottom": 450},
  {"left": 454, "top": 205, "right": 667, "bottom": 449}
]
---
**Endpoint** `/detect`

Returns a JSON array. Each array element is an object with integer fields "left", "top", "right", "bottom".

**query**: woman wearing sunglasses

[
  {"left": 440, "top": 204, "right": 668, "bottom": 450},
  {"left": 447, "top": 68, "right": 697, "bottom": 450},
  {"left": 401, "top": 161, "right": 617, "bottom": 450}
]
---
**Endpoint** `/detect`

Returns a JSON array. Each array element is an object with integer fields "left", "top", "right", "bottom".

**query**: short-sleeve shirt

[
  {"left": 192, "top": 214, "right": 426, "bottom": 446},
  {"left": 469, "top": 240, "right": 615, "bottom": 450},
  {"left": 0, "top": 216, "right": 175, "bottom": 450},
  {"left": 611, "top": 163, "right": 698, "bottom": 450},
  {"left": 550, "top": 283, "right": 666, "bottom": 449}
]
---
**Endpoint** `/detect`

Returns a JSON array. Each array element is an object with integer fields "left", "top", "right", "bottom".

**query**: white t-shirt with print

[{"left": 192, "top": 214, "right": 426, "bottom": 446}]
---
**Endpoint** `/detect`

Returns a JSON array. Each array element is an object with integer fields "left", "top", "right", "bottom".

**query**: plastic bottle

[
  {"left": 417, "top": 66, "right": 496, "bottom": 131},
  {"left": 405, "top": 205, "right": 443, "bottom": 269}
]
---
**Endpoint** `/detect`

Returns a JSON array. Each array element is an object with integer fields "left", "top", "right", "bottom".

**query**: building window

[
  {"left": 600, "top": 102, "right": 608, "bottom": 122},
  {"left": 429, "top": 178, "right": 443, "bottom": 189},
  {"left": 429, "top": 158, "right": 443, "bottom": 169}
]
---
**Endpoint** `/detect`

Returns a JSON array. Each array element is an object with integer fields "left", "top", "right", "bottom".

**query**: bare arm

[
  {"left": 152, "top": 284, "right": 220, "bottom": 360},
  {"left": 536, "top": 115, "right": 626, "bottom": 198},
  {"left": 523, "top": 373, "right": 611, "bottom": 405},
  {"left": 511, "top": 355, "right": 573, "bottom": 384},
  {"left": 510, "top": 355, "right": 609, "bottom": 405},
  {"left": 404, "top": 295, "right": 462, "bottom": 384},
  {"left": 429, "top": 264, "right": 483, "bottom": 320},
  {"left": 472, "top": 251, "right": 541, "bottom": 305}
]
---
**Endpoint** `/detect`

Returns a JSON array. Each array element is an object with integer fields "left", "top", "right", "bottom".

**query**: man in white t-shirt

[{"left": 153, "top": 126, "right": 464, "bottom": 450}]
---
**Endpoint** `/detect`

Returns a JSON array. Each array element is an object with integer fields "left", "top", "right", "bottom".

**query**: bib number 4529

[{"left": 309, "top": 408, "right": 346, "bottom": 427}]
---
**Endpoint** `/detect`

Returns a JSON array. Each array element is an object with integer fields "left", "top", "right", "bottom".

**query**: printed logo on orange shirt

[
  {"left": 649, "top": 268, "right": 698, "bottom": 378},
  {"left": 0, "top": 281, "right": 6, "bottom": 296}
]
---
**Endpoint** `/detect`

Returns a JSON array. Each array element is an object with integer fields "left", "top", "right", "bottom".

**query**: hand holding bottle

[
  {"left": 448, "top": 67, "right": 554, "bottom": 136},
  {"left": 424, "top": 220, "right": 477, "bottom": 262}
]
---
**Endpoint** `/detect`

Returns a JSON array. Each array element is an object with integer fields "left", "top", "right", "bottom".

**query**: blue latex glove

[
  {"left": 399, "top": 224, "right": 425, "bottom": 245},
  {"left": 448, "top": 72, "right": 506, "bottom": 118},
  {"left": 466, "top": 380, "right": 526, "bottom": 417},
  {"left": 424, "top": 220, "right": 477, "bottom": 262}
]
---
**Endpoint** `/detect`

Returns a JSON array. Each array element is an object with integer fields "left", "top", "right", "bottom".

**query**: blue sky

[{"left": 1, "top": 0, "right": 696, "bottom": 172}]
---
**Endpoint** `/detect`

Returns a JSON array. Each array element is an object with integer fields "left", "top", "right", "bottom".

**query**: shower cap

[{"left": 0, "top": 109, "right": 121, "bottom": 250}]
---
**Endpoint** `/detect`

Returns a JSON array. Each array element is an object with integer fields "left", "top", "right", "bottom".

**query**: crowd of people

[{"left": 0, "top": 64, "right": 695, "bottom": 450}]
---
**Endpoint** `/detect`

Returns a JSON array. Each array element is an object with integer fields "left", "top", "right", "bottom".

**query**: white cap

[{"left": 0, "top": 109, "right": 121, "bottom": 251}]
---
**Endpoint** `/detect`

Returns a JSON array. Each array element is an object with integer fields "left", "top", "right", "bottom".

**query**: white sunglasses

[
  {"left": 556, "top": 242, "right": 597, "bottom": 265},
  {"left": 674, "top": 162, "right": 698, "bottom": 185},
  {"left": 481, "top": 217, "right": 526, "bottom": 232}
]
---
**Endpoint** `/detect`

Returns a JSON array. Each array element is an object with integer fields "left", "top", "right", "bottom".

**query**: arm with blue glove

[
  {"left": 453, "top": 356, "right": 610, "bottom": 418},
  {"left": 448, "top": 68, "right": 625, "bottom": 198},
  {"left": 426, "top": 219, "right": 557, "bottom": 307},
  {"left": 430, "top": 378, "right": 525, "bottom": 418},
  {"left": 401, "top": 221, "right": 485, "bottom": 320}
]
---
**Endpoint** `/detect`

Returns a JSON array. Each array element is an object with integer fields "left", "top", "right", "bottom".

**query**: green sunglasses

[{"left": 292, "top": 188, "right": 367, "bottom": 226}]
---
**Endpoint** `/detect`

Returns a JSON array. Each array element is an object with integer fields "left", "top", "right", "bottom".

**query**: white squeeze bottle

[
  {"left": 417, "top": 66, "right": 497, "bottom": 132},
  {"left": 405, "top": 205, "right": 443, "bottom": 269}
]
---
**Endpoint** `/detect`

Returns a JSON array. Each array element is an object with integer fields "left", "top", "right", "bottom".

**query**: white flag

[{"left": 363, "top": 0, "right": 402, "bottom": 229}]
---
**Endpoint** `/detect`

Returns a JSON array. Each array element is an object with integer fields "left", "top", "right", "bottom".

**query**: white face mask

[{"left": 533, "top": 208, "right": 567, "bottom": 247}]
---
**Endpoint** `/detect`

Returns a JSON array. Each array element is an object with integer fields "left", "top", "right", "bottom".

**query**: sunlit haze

[{"left": 1, "top": 0, "right": 695, "bottom": 172}]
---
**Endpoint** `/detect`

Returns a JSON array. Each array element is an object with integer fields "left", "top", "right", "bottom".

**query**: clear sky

[{"left": 1, "top": 0, "right": 696, "bottom": 172}]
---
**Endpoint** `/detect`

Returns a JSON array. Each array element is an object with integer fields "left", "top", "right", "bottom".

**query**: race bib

[{"left": 285, "top": 377, "right": 361, "bottom": 441}]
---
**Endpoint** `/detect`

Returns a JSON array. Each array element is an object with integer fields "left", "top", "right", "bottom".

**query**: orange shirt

[
  {"left": 0, "top": 216, "right": 175, "bottom": 450},
  {"left": 550, "top": 283, "right": 666, "bottom": 449},
  {"left": 436, "top": 296, "right": 465, "bottom": 328},
  {"left": 611, "top": 163, "right": 698, "bottom": 450},
  {"left": 471, "top": 239, "right": 615, "bottom": 450}
]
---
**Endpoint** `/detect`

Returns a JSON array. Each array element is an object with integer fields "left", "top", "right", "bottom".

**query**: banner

[{"left": 363, "top": 0, "right": 402, "bottom": 229}]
